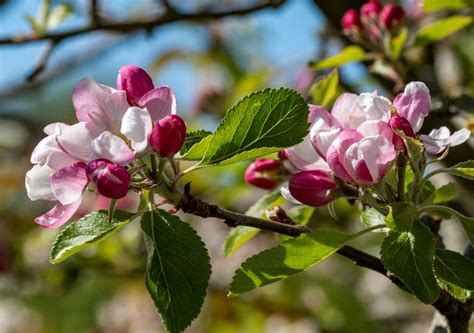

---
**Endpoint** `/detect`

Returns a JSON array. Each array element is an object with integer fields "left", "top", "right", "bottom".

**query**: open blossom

[
  {"left": 309, "top": 92, "right": 396, "bottom": 185},
  {"left": 391, "top": 81, "right": 470, "bottom": 153},
  {"left": 26, "top": 65, "right": 180, "bottom": 228}
]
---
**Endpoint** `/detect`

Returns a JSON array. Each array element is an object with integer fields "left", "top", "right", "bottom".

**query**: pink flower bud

[
  {"left": 361, "top": 0, "right": 383, "bottom": 17},
  {"left": 278, "top": 150, "right": 288, "bottom": 160},
  {"left": 389, "top": 115, "right": 415, "bottom": 151},
  {"left": 244, "top": 159, "right": 281, "bottom": 190},
  {"left": 117, "top": 65, "right": 154, "bottom": 105},
  {"left": 86, "top": 159, "right": 130, "bottom": 199},
  {"left": 148, "top": 115, "right": 186, "bottom": 157},
  {"left": 380, "top": 4, "right": 405, "bottom": 29},
  {"left": 341, "top": 9, "right": 362, "bottom": 31},
  {"left": 289, "top": 170, "right": 337, "bottom": 207}
]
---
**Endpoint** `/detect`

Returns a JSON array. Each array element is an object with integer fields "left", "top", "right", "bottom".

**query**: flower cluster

[
  {"left": 25, "top": 65, "right": 186, "bottom": 228},
  {"left": 244, "top": 82, "right": 470, "bottom": 207},
  {"left": 341, "top": 0, "right": 405, "bottom": 49}
]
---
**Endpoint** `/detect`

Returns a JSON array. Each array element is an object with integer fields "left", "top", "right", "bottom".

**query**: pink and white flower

[
  {"left": 420, "top": 127, "right": 471, "bottom": 154},
  {"left": 26, "top": 65, "right": 179, "bottom": 228}
]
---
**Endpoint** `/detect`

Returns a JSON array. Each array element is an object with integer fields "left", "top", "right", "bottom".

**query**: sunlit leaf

[
  {"left": 415, "top": 16, "right": 474, "bottom": 46},
  {"left": 49, "top": 210, "right": 132, "bottom": 264},
  {"left": 309, "top": 46, "right": 367, "bottom": 70},
  {"left": 141, "top": 209, "right": 211, "bottom": 333},
  {"left": 423, "top": 0, "right": 474, "bottom": 12},
  {"left": 309, "top": 69, "right": 339, "bottom": 108},
  {"left": 434, "top": 249, "right": 474, "bottom": 300},
  {"left": 381, "top": 222, "right": 439, "bottom": 303}
]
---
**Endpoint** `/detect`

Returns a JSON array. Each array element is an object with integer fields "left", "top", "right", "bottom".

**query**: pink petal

[
  {"left": 117, "top": 65, "right": 154, "bottom": 105},
  {"left": 72, "top": 78, "right": 129, "bottom": 133},
  {"left": 326, "top": 130, "right": 362, "bottom": 182},
  {"left": 358, "top": 93, "right": 391, "bottom": 122},
  {"left": 308, "top": 105, "right": 331, "bottom": 124},
  {"left": 43, "top": 122, "right": 69, "bottom": 135},
  {"left": 286, "top": 135, "right": 330, "bottom": 171},
  {"left": 35, "top": 199, "right": 82, "bottom": 229},
  {"left": 331, "top": 93, "right": 365, "bottom": 129},
  {"left": 393, "top": 81, "right": 431, "bottom": 133},
  {"left": 356, "top": 120, "right": 393, "bottom": 142},
  {"left": 91, "top": 131, "right": 135, "bottom": 165},
  {"left": 25, "top": 165, "right": 55, "bottom": 201},
  {"left": 31, "top": 135, "right": 79, "bottom": 170},
  {"left": 56, "top": 122, "right": 97, "bottom": 161},
  {"left": 138, "top": 86, "right": 176, "bottom": 123},
  {"left": 51, "top": 162, "right": 88, "bottom": 205}
]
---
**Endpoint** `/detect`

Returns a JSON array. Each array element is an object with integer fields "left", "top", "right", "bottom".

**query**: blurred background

[{"left": 0, "top": 0, "right": 473, "bottom": 332}]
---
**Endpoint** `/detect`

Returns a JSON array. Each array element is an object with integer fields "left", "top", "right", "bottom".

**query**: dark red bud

[
  {"left": 289, "top": 170, "right": 337, "bottom": 207},
  {"left": 380, "top": 4, "right": 405, "bottom": 29},
  {"left": 361, "top": 0, "right": 383, "bottom": 17},
  {"left": 86, "top": 159, "right": 130, "bottom": 199},
  {"left": 389, "top": 115, "right": 415, "bottom": 151},
  {"left": 341, "top": 9, "right": 362, "bottom": 31},
  {"left": 148, "top": 115, "right": 186, "bottom": 157},
  {"left": 117, "top": 65, "right": 154, "bottom": 105},
  {"left": 244, "top": 159, "right": 281, "bottom": 190}
]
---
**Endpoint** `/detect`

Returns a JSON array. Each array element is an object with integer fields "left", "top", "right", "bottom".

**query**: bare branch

[
  {"left": 0, "top": 0, "right": 286, "bottom": 45},
  {"left": 26, "top": 40, "right": 56, "bottom": 82}
]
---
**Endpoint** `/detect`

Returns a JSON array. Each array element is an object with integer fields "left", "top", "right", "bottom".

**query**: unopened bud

[
  {"left": 265, "top": 206, "right": 293, "bottom": 224},
  {"left": 148, "top": 115, "right": 186, "bottom": 157},
  {"left": 117, "top": 65, "right": 154, "bottom": 105},
  {"left": 244, "top": 159, "right": 281, "bottom": 190},
  {"left": 86, "top": 159, "right": 130, "bottom": 199},
  {"left": 389, "top": 115, "right": 415, "bottom": 151},
  {"left": 361, "top": 0, "right": 383, "bottom": 18},
  {"left": 341, "top": 9, "right": 362, "bottom": 32},
  {"left": 289, "top": 170, "right": 337, "bottom": 207},
  {"left": 380, "top": 4, "right": 405, "bottom": 30}
]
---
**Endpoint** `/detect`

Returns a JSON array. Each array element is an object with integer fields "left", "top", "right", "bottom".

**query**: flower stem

[{"left": 396, "top": 153, "right": 406, "bottom": 202}]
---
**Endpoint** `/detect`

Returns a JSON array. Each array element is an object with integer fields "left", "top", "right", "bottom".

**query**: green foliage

[
  {"left": 385, "top": 203, "right": 418, "bottom": 232},
  {"left": 180, "top": 130, "right": 212, "bottom": 155},
  {"left": 434, "top": 249, "right": 474, "bottom": 300},
  {"left": 415, "top": 16, "right": 474, "bottom": 46},
  {"left": 446, "top": 160, "right": 474, "bottom": 180},
  {"left": 49, "top": 210, "right": 132, "bottom": 264},
  {"left": 228, "top": 229, "right": 350, "bottom": 296},
  {"left": 423, "top": 0, "right": 474, "bottom": 12},
  {"left": 224, "top": 190, "right": 284, "bottom": 257},
  {"left": 381, "top": 222, "right": 440, "bottom": 303},
  {"left": 141, "top": 209, "right": 211, "bottom": 333},
  {"left": 310, "top": 46, "right": 367, "bottom": 70},
  {"left": 402, "top": 135, "right": 424, "bottom": 175},
  {"left": 183, "top": 88, "right": 309, "bottom": 166},
  {"left": 26, "top": 0, "right": 72, "bottom": 36},
  {"left": 309, "top": 69, "right": 339, "bottom": 108},
  {"left": 432, "top": 182, "right": 457, "bottom": 204},
  {"left": 421, "top": 205, "right": 474, "bottom": 246},
  {"left": 361, "top": 208, "right": 386, "bottom": 230},
  {"left": 388, "top": 27, "right": 408, "bottom": 61}
]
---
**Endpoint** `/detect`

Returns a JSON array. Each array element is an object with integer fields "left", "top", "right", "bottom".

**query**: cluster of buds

[
  {"left": 25, "top": 65, "right": 186, "bottom": 228},
  {"left": 341, "top": 0, "right": 405, "bottom": 49}
]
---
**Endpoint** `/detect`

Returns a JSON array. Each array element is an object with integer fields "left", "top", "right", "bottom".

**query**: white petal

[
  {"left": 25, "top": 165, "right": 56, "bottom": 201},
  {"left": 358, "top": 93, "right": 391, "bottom": 122},
  {"left": 120, "top": 107, "right": 153, "bottom": 153},
  {"left": 50, "top": 163, "right": 88, "bottom": 205},
  {"left": 56, "top": 122, "right": 97, "bottom": 161},
  {"left": 286, "top": 135, "right": 330, "bottom": 171},
  {"left": 91, "top": 131, "right": 135, "bottom": 165},
  {"left": 280, "top": 185, "right": 302, "bottom": 205},
  {"left": 31, "top": 135, "right": 78, "bottom": 170}
]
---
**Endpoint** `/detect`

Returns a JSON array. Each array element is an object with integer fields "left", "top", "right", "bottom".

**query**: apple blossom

[
  {"left": 420, "top": 126, "right": 471, "bottom": 154},
  {"left": 341, "top": 9, "right": 362, "bottom": 32},
  {"left": 380, "top": 4, "right": 405, "bottom": 30},
  {"left": 360, "top": 0, "right": 383, "bottom": 18}
]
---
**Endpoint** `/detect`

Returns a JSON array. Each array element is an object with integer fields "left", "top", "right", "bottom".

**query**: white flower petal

[
  {"left": 91, "top": 131, "right": 135, "bottom": 165},
  {"left": 25, "top": 165, "right": 56, "bottom": 201},
  {"left": 120, "top": 107, "right": 153, "bottom": 153}
]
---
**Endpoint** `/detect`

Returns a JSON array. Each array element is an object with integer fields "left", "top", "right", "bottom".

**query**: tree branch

[{"left": 0, "top": 0, "right": 286, "bottom": 45}]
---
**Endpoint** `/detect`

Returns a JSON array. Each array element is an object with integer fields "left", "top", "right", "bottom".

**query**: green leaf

[
  {"left": 420, "top": 205, "right": 474, "bottom": 246},
  {"left": 46, "top": 4, "right": 72, "bottom": 30},
  {"left": 49, "top": 210, "right": 132, "bottom": 264},
  {"left": 381, "top": 222, "right": 440, "bottom": 303},
  {"left": 415, "top": 16, "right": 474, "bottom": 46},
  {"left": 388, "top": 27, "right": 408, "bottom": 61},
  {"left": 423, "top": 0, "right": 474, "bottom": 12},
  {"left": 309, "top": 46, "right": 367, "bottom": 70},
  {"left": 309, "top": 69, "right": 339, "bottom": 108},
  {"left": 190, "top": 88, "right": 309, "bottom": 166},
  {"left": 433, "top": 182, "right": 457, "bottom": 204},
  {"left": 360, "top": 208, "right": 387, "bottom": 231},
  {"left": 141, "top": 209, "right": 211, "bottom": 333},
  {"left": 447, "top": 160, "right": 474, "bottom": 180},
  {"left": 385, "top": 203, "right": 418, "bottom": 232},
  {"left": 182, "top": 134, "right": 213, "bottom": 160},
  {"left": 434, "top": 249, "right": 474, "bottom": 300},
  {"left": 179, "top": 130, "right": 212, "bottom": 156},
  {"left": 228, "top": 229, "right": 350, "bottom": 296},
  {"left": 224, "top": 191, "right": 284, "bottom": 257}
]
